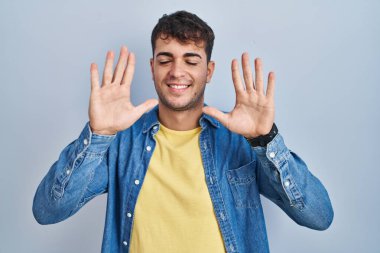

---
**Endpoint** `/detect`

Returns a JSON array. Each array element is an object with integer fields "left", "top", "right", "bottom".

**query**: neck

[{"left": 158, "top": 102, "right": 203, "bottom": 131}]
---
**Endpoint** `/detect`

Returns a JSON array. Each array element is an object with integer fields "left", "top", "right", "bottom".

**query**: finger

[
  {"left": 242, "top": 52, "right": 254, "bottom": 93},
  {"left": 112, "top": 46, "right": 129, "bottom": 84},
  {"left": 121, "top": 52, "right": 135, "bottom": 87},
  {"left": 102, "top": 51, "right": 114, "bottom": 86},
  {"left": 255, "top": 58, "right": 264, "bottom": 94},
  {"left": 266, "top": 71, "right": 275, "bottom": 98},
  {"left": 202, "top": 106, "right": 230, "bottom": 128},
  {"left": 134, "top": 99, "right": 159, "bottom": 117},
  {"left": 231, "top": 59, "right": 244, "bottom": 95},
  {"left": 90, "top": 63, "right": 100, "bottom": 91}
]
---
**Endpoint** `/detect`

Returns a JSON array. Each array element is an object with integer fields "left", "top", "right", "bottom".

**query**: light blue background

[{"left": 1, "top": 0, "right": 379, "bottom": 252}]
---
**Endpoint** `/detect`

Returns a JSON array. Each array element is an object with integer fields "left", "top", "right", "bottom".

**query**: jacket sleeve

[
  {"left": 253, "top": 133, "right": 334, "bottom": 230},
  {"left": 32, "top": 122, "right": 116, "bottom": 225}
]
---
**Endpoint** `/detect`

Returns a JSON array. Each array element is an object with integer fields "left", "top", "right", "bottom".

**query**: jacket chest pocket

[{"left": 227, "top": 161, "right": 260, "bottom": 209}]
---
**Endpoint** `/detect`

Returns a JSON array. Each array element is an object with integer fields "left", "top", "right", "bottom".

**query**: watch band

[{"left": 245, "top": 123, "right": 278, "bottom": 147}]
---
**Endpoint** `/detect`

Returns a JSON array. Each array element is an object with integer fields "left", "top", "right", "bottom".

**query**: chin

[{"left": 160, "top": 99, "right": 202, "bottom": 112}]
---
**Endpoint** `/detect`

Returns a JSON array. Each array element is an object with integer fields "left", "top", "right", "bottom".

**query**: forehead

[{"left": 154, "top": 37, "right": 206, "bottom": 57}]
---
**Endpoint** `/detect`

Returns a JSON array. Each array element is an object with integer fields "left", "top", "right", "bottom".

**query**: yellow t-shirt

[{"left": 129, "top": 124, "right": 226, "bottom": 253}]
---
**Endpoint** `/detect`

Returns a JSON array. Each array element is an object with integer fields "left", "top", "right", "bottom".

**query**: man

[{"left": 33, "top": 10, "right": 333, "bottom": 253}]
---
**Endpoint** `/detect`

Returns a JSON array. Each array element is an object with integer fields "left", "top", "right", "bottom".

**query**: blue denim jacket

[{"left": 33, "top": 106, "right": 333, "bottom": 253}]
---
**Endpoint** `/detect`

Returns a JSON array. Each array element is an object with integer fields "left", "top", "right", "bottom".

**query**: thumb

[
  {"left": 202, "top": 106, "right": 229, "bottom": 128},
  {"left": 135, "top": 99, "right": 159, "bottom": 116}
]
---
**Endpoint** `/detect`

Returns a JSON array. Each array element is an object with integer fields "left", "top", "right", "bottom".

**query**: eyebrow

[{"left": 155, "top": 52, "right": 202, "bottom": 59}]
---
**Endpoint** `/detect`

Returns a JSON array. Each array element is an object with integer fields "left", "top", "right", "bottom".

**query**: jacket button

[
  {"left": 135, "top": 180, "right": 140, "bottom": 185},
  {"left": 146, "top": 146, "right": 152, "bottom": 152},
  {"left": 123, "top": 241, "right": 128, "bottom": 246},
  {"left": 269, "top": 152, "right": 276, "bottom": 158}
]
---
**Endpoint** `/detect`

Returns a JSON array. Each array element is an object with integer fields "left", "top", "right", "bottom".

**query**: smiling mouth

[{"left": 167, "top": 84, "right": 191, "bottom": 90}]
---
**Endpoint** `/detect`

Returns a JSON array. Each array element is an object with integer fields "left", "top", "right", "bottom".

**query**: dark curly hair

[{"left": 151, "top": 11, "right": 215, "bottom": 62}]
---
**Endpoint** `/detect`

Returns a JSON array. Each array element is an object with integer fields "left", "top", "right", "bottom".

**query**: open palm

[
  {"left": 89, "top": 46, "right": 158, "bottom": 135},
  {"left": 203, "top": 53, "right": 275, "bottom": 138}
]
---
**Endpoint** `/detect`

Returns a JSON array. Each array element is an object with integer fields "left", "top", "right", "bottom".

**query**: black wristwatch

[{"left": 245, "top": 123, "right": 278, "bottom": 147}]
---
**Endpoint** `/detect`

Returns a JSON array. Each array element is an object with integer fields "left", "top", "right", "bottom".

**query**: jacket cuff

[
  {"left": 255, "top": 133, "right": 305, "bottom": 209},
  {"left": 79, "top": 122, "right": 116, "bottom": 154}
]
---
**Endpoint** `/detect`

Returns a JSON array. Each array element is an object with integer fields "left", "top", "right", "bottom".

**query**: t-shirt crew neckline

[{"left": 158, "top": 122, "right": 202, "bottom": 136}]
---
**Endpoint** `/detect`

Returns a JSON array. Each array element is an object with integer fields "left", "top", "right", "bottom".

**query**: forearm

[
  {"left": 253, "top": 134, "right": 334, "bottom": 230},
  {"left": 32, "top": 123, "right": 115, "bottom": 225}
]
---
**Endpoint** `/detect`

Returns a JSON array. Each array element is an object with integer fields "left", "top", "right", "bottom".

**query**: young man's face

[{"left": 150, "top": 36, "right": 215, "bottom": 111}]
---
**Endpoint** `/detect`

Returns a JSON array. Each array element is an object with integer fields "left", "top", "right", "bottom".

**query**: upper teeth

[{"left": 170, "top": 85, "right": 188, "bottom": 89}]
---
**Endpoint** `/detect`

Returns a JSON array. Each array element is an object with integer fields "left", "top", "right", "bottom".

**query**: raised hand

[
  {"left": 203, "top": 53, "right": 275, "bottom": 138},
  {"left": 89, "top": 46, "right": 158, "bottom": 135}
]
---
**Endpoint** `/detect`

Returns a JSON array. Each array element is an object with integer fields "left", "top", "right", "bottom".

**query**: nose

[{"left": 169, "top": 61, "right": 185, "bottom": 78}]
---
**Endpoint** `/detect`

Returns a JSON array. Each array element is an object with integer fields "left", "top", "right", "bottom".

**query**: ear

[
  {"left": 150, "top": 58, "right": 154, "bottom": 80},
  {"left": 206, "top": 61, "right": 215, "bottom": 83}
]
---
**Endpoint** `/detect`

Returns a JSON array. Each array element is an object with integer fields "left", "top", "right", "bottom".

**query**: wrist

[
  {"left": 245, "top": 123, "right": 278, "bottom": 147},
  {"left": 89, "top": 123, "right": 117, "bottom": 136}
]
